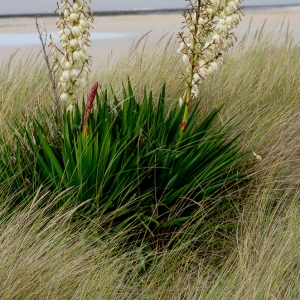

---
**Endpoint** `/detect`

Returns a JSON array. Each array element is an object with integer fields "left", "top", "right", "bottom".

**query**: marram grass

[
  {"left": 0, "top": 29, "right": 300, "bottom": 299},
  {"left": 0, "top": 172, "right": 299, "bottom": 299}
]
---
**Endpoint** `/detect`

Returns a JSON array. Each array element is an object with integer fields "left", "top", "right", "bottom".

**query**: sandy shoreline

[{"left": 0, "top": 9, "right": 299, "bottom": 67}]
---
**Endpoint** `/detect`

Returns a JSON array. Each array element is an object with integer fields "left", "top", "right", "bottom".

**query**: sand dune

[{"left": 0, "top": 9, "right": 299, "bottom": 67}]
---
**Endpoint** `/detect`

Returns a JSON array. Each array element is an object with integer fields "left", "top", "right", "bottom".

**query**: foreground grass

[
  {"left": 0, "top": 31, "right": 300, "bottom": 299},
  {"left": 0, "top": 177, "right": 299, "bottom": 299}
]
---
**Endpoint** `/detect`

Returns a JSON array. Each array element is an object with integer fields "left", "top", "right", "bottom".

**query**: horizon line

[{"left": 0, "top": 4, "right": 299, "bottom": 19}]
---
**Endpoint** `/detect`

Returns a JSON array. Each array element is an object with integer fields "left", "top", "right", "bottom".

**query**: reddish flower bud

[
  {"left": 181, "top": 121, "right": 188, "bottom": 132},
  {"left": 82, "top": 81, "right": 98, "bottom": 134}
]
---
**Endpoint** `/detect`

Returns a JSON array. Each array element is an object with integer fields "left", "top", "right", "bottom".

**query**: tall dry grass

[
  {"left": 0, "top": 52, "right": 50, "bottom": 121},
  {"left": 0, "top": 26, "right": 300, "bottom": 299},
  {"left": 0, "top": 175, "right": 299, "bottom": 299}
]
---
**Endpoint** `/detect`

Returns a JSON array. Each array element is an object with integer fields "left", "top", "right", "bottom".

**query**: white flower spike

[
  {"left": 178, "top": 0, "right": 243, "bottom": 108},
  {"left": 49, "top": 0, "right": 94, "bottom": 109},
  {"left": 177, "top": 0, "right": 243, "bottom": 139}
]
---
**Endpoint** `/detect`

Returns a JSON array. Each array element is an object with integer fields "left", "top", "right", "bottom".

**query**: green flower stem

[{"left": 179, "top": 4, "right": 200, "bottom": 142}]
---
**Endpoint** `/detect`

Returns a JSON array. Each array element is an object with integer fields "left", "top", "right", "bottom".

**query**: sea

[{"left": 1, "top": 0, "right": 300, "bottom": 16}]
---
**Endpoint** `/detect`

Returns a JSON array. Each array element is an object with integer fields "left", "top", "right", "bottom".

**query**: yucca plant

[{"left": 3, "top": 79, "right": 244, "bottom": 245}]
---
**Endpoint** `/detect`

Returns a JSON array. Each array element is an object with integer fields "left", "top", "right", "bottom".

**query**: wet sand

[{"left": 0, "top": 9, "right": 299, "bottom": 67}]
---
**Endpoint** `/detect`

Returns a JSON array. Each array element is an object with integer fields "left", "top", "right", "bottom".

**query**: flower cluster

[
  {"left": 49, "top": 0, "right": 94, "bottom": 111},
  {"left": 178, "top": 0, "right": 243, "bottom": 106}
]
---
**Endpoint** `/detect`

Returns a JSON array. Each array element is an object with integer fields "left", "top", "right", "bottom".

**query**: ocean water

[
  {"left": 0, "top": 32, "right": 134, "bottom": 47},
  {"left": 1, "top": 0, "right": 300, "bottom": 15}
]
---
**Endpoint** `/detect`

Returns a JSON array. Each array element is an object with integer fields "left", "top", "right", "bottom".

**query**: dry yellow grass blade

[{"left": 0, "top": 23, "right": 300, "bottom": 299}]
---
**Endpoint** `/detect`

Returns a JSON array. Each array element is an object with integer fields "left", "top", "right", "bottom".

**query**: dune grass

[{"left": 0, "top": 28, "right": 300, "bottom": 299}]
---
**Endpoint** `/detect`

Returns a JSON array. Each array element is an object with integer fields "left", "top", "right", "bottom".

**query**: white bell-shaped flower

[
  {"left": 182, "top": 54, "right": 189, "bottom": 63},
  {"left": 60, "top": 92, "right": 69, "bottom": 102},
  {"left": 70, "top": 69, "right": 80, "bottom": 81},
  {"left": 62, "top": 70, "right": 70, "bottom": 81},
  {"left": 72, "top": 26, "right": 81, "bottom": 37},
  {"left": 64, "top": 61, "right": 72, "bottom": 70},
  {"left": 73, "top": 51, "right": 81, "bottom": 61},
  {"left": 69, "top": 39, "right": 79, "bottom": 49},
  {"left": 73, "top": 3, "right": 79, "bottom": 13}
]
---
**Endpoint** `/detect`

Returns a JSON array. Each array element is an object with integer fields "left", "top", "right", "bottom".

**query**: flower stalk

[
  {"left": 178, "top": 0, "right": 243, "bottom": 140},
  {"left": 35, "top": 15, "right": 63, "bottom": 124}
]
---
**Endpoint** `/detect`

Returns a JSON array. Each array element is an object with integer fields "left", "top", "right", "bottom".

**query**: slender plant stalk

[
  {"left": 35, "top": 14, "right": 63, "bottom": 124},
  {"left": 179, "top": 2, "right": 201, "bottom": 141}
]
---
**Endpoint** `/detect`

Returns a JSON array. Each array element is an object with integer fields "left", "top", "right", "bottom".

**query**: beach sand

[{"left": 0, "top": 9, "right": 299, "bottom": 67}]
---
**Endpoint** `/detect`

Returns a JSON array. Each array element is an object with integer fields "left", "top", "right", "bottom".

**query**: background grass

[{"left": 0, "top": 27, "right": 299, "bottom": 299}]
